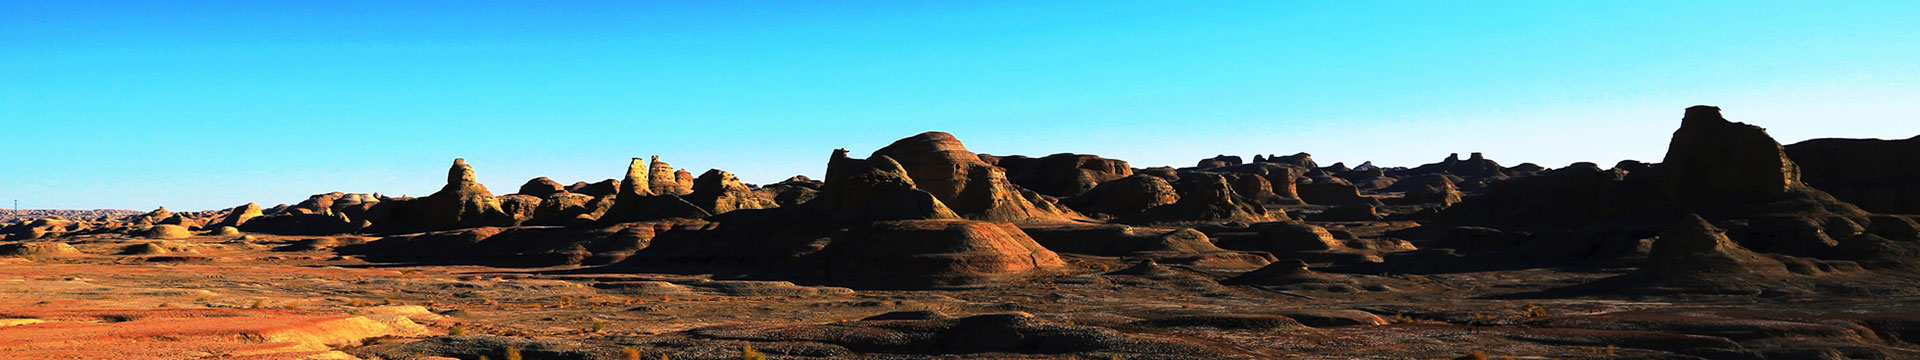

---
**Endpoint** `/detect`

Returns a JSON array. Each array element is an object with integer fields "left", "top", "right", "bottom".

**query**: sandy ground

[{"left": 4, "top": 231, "right": 1920, "bottom": 359}]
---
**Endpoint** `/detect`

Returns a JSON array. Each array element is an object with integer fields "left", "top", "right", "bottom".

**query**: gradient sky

[{"left": 3, "top": 1, "right": 1917, "bottom": 211}]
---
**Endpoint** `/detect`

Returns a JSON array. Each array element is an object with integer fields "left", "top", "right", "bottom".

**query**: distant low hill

[{"left": 0, "top": 209, "right": 142, "bottom": 223}]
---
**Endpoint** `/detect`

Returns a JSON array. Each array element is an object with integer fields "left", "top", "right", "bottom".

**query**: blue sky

[{"left": 3, "top": 1, "right": 1917, "bottom": 211}]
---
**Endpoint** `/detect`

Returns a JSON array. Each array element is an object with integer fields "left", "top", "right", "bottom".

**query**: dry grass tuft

[{"left": 740, "top": 344, "right": 765, "bottom": 360}]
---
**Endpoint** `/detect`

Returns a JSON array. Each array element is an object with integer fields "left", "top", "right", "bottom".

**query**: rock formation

[
  {"left": 1659, "top": 106, "right": 1806, "bottom": 206},
  {"left": 757, "top": 176, "right": 822, "bottom": 207},
  {"left": 869, "top": 132, "right": 1077, "bottom": 223},
  {"left": 817, "top": 149, "right": 961, "bottom": 222},
  {"left": 1021, "top": 225, "right": 1225, "bottom": 256},
  {"left": 685, "top": 169, "right": 778, "bottom": 216},
  {"left": 987, "top": 153, "right": 1132, "bottom": 197},
  {"left": 1296, "top": 182, "right": 1381, "bottom": 207},
  {"left": 1395, "top": 174, "right": 1463, "bottom": 206},
  {"left": 516, "top": 177, "right": 566, "bottom": 198},
  {"left": 602, "top": 157, "right": 712, "bottom": 224},
  {"left": 1785, "top": 135, "right": 1920, "bottom": 214},
  {"left": 825, "top": 220, "right": 1066, "bottom": 289},
  {"left": 212, "top": 203, "right": 263, "bottom": 228},
  {"left": 1209, "top": 163, "right": 1303, "bottom": 204},
  {"left": 647, "top": 156, "right": 693, "bottom": 196},
  {"left": 144, "top": 224, "right": 192, "bottom": 239},
  {"left": 1226, "top": 259, "right": 1350, "bottom": 286},
  {"left": 1263, "top": 152, "right": 1318, "bottom": 169},
  {"left": 1063, "top": 175, "right": 1180, "bottom": 219},
  {"left": 1215, "top": 221, "right": 1344, "bottom": 254},
  {"left": 1134, "top": 174, "right": 1278, "bottom": 225},
  {"left": 618, "top": 158, "right": 652, "bottom": 199},
  {"left": 367, "top": 159, "right": 507, "bottom": 233},
  {"left": 1409, "top": 152, "right": 1506, "bottom": 179},
  {"left": 496, "top": 194, "right": 542, "bottom": 226},
  {"left": 1646, "top": 214, "right": 1788, "bottom": 277}
]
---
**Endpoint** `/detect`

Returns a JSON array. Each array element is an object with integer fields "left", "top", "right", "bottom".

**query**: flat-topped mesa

[
  {"left": 869, "top": 132, "right": 1079, "bottom": 223},
  {"left": 1655, "top": 105, "right": 1865, "bottom": 217},
  {"left": 1265, "top": 152, "right": 1318, "bottom": 169},
  {"left": 1196, "top": 155, "right": 1243, "bottom": 169},
  {"left": 1660, "top": 105, "right": 1802, "bottom": 202},
  {"left": 1408, "top": 152, "right": 1505, "bottom": 179},
  {"left": 1785, "top": 135, "right": 1920, "bottom": 214}
]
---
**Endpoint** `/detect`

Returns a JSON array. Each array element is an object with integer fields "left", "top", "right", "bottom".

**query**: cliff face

[
  {"left": 1658, "top": 105, "right": 1805, "bottom": 204},
  {"left": 1787, "top": 135, "right": 1920, "bottom": 214}
]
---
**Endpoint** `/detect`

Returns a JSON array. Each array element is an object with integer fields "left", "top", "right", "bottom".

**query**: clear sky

[{"left": 3, "top": 1, "right": 1917, "bottom": 211}]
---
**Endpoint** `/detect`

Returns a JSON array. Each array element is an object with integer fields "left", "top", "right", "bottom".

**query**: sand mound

[{"left": 0, "top": 242, "right": 81, "bottom": 257}]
